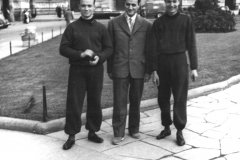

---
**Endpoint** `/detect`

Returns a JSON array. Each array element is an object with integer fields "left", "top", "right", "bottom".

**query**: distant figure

[
  {"left": 64, "top": 8, "right": 74, "bottom": 26},
  {"left": 7, "top": 4, "right": 15, "bottom": 22},
  {"left": 23, "top": 9, "right": 30, "bottom": 24},
  {"left": 56, "top": 6, "right": 62, "bottom": 18},
  {"left": 62, "top": 5, "right": 66, "bottom": 15},
  {"left": 31, "top": 5, "right": 37, "bottom": 18}
]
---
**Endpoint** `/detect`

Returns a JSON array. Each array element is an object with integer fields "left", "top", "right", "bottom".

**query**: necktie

[{"left": 129, "top": 17, "right": 133, "bottom": 32}]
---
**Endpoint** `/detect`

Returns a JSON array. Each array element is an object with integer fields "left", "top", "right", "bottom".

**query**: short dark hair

[{"left": 125, "top": 0, "right": 141, "bottom": 5}]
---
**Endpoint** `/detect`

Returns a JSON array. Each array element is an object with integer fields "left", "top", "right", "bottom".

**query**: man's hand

[
  {"left": 191, "top": 69, "right": 198, "bottom": 82},
  {"left": 89, "top": 56, "right": 99, "bottom": 66},
  {"left": 80, "top": 49, "right": 95, "bottom": 58},
  {"left": 152, "top": 71, "right": 160, "bottom": 86},
  {"left": 144, "top": 74, "right": 151, "bottom": 82}
]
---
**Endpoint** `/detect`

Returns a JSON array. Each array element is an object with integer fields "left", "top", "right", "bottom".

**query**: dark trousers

[
  {"left": 157, "top": 53, "right": 189, "bottom": 131},
  {"left": 64, "top": 65, "right": 103, "bottom": 135},
  {"left": 112, "top": 76, "right": 144, "bottom": 137}
]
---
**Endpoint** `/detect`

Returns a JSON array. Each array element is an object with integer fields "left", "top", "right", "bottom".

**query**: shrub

[{"left": 185, "top": 0, "right": 236, "bottom": 33}]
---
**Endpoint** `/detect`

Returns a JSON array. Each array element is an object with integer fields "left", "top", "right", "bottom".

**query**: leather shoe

[
  {"left": 129, "top": 132, "right": 141, "bottom": 139},
  {"left": 112, "top": 137, "right": 125, "bottom": 145},
  {"left": 63, "top": 136, "right": 75, "bottom": 150},
  {"left": 176, "top": 130, "right": 185, "bottom": 146},
  {"left": 88, "top": 132, "right": 103, "bottom": 143},
  {"left": 156, "top": 128, "right": 171, "bottom": 139}
]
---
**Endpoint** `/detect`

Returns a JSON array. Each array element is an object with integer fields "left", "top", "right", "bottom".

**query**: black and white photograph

[{"left": 0, "top": 0, "right": 240, "bottom": 159}]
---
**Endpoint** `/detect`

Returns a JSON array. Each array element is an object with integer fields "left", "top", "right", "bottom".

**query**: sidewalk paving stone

[
  {"left": 187, "top": 96, "right": 218, "bottom": 104},
  {"left": 143, "top": 126, "right": 167, "bottom": 138},
  {"left": 221, "top": 138, "right": 240, "bottom": 155},
  {"left": 186, "top": 122, "right": 218, "bottom": 134},
  {"left": 141, "top": 136, "right": 192, "bottom": 153},
  {"left": 110, "top": 156, "right": 145, "bottom": 160},
  {"left": 188, "top": 103, "right": 214, "bottom": 113},
  {"left": 225, "top": 152, "right": 240, "bottom": 160},
  {"left": 0, "top": 129, "right": 115, "bottom": 160},
  {"left": 103, "top": 141, "right": 172, "bottom": 160},
  {"left": 174, "top": 148, "right": 220, "bottom": 160},
  {"left": 140, "top": 113, "right": 161, "bottom": 124},
  {"left": 187, "top": 115, "right": 206, "bottom": 123},
  {"left": 187, "top": 106, "right": 210, "bottom": 118},
  {"left": 75, "top": 132, "right": 150, "bottom": 152},
  {"left": 184, "top": 129, "right": 220, "bottom": 149},
  {"left": 161, "top": 157, "right": 182, "bottom": 160},
  {"left": 75, "top": 132, "right": 119, "bottom": 152},
  {"left": 213, "top": 158, "right": 226, "bottom": 160},
  {"left": 47, "top": 128, "right": 105, "bottom": 141},
  {"left": 101, "top": 123, "right": 114, "bottom": 133},
  {"left": 212, "top": 116, "right": 240, "bottom": 139},
  {"left": 205, "top": 109, "right": 229, "bottom": 124},
  {"left": 139, "top": 121, "right": 162, "bottom": 133},
  {"left": 202, "top": 129, "right": 227, "bottom": 139}
]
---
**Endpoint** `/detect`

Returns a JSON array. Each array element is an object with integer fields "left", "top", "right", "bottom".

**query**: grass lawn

[{"left": 0, "top": 21, "right": 240, "bottom": 121}]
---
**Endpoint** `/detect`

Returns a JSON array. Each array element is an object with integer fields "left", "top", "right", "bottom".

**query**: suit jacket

[{"left": 107, "top": 14, "right": 152, "bottom": 78}]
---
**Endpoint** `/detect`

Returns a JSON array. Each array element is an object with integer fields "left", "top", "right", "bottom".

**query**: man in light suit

[{"left": 107, "top": 0, "right": 151, "bottom": 145}]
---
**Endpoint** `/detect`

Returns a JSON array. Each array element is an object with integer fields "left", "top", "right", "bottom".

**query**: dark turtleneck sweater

[
  {"left": 59, "top": 16, "right": 112, "bottom": 66},
  {"left": 150, "top": 12, "right": 197, "bottom": 71}
]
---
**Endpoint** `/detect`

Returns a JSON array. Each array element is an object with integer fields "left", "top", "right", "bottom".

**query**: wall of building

[
  {"left": 0, "top": 0, "right": 3, "bottom": 14},
  {"left": 32, "top": 0, "right": 69, "bottom": 15},
  {"left": 95, "top": 0, "right": 116, "bottom": 10},
  {"left": 4, "top": 0, "right": 69, "bottom": 21},
  {"left": 70, "top": 0, "right": 116, "bottom": 11}
]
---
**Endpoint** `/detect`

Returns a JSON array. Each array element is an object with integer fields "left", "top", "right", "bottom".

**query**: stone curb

[{"left": 0, "top": 74, "right": 240, "bottom": 134}]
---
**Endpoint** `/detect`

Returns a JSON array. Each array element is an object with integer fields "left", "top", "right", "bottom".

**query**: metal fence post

[
  {"left": 10, "top": 41, "right": 12, "bottom": 55},
  {"left": 28, "top": 35, "right": 30, "bottom": 48},
  {"left": 52, "top": 29, "right": 53, "bottom": 38},
  {"left": 42, "top": 85, "right": 48, "bottom": 122},
  {"left": 42, "top": 32, "right": 43, "bottom": 43}
]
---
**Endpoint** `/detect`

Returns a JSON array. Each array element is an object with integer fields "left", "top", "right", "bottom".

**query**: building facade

[
  {"left": 2, "top": 0, "right": 236, "bottom": 22},
  {"left": 0, "top": 0, "right": 69, "bottom": 21}
]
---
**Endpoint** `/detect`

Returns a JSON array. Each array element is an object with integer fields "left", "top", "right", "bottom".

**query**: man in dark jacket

[
  {"left": 59, "top": 0, "right": 112, "bottom": 150},
  {"left": 107, "top": 0, "right": 151, "bottom": 145},
  {"left": 149, "top": 0, "right": 198, "bottom": 146}
]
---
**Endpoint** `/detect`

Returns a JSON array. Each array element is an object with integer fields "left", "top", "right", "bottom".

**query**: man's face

[
  {"left": 125, "top": 0, "right": 139, "bottom": 17},
  {"left": 165, "top": 0, "right": 179, "bottom": 16},
  {"left": 79, "top": 0, "right": 95, "bottom": 19}
]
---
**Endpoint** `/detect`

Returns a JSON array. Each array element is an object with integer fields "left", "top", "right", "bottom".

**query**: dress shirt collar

[{"left": 125, "top": 13, "right": 137, "bottom": 24}]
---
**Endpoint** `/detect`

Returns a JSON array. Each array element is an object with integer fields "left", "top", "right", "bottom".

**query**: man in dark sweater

[
  {"left": 59, "top": 0, "right": 112, "bottom": 150},
  {"left": 149, "top": 0, "right": 198, "bottom": 146}
]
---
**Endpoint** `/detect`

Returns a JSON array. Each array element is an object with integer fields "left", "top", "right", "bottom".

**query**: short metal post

[
  {"left": 28, "top": 35, "right": 30, "bottom": 48},
  {"left": 10, "top": 41, "right": 12, "bottom": 55},
  {"left": 52, "top": 29, "right": 53, "bottom": 38},
  {"left": 42, "top": 85, "right": 48, "bottom": 122},
  {"left": 60, "top": 26, "right": 61, "bottom": 35},
  {"left": 42, "top": 32, "right": 43, "bottom": 43}
]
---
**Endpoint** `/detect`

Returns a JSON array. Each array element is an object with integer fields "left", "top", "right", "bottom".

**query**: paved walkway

[{"left": 0, "top": 82, "right": 239, "bottom": 160}]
